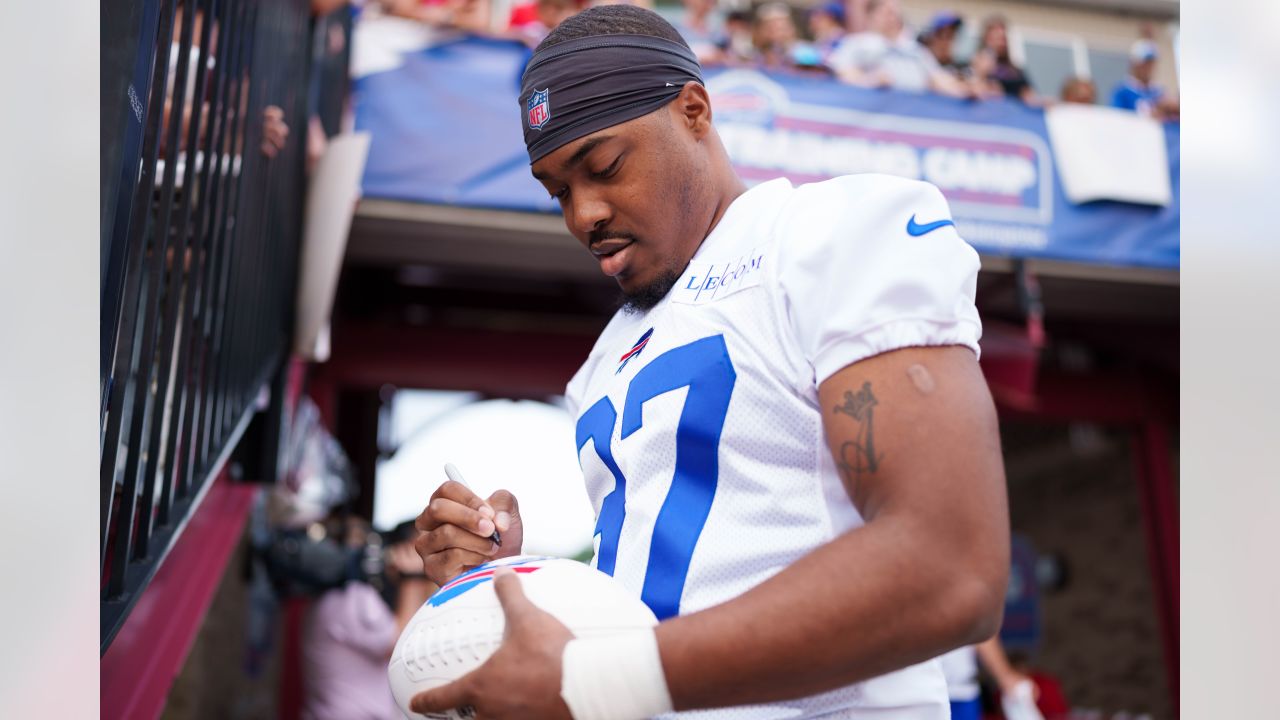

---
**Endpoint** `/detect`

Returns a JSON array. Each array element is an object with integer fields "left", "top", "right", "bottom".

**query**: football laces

[{"left": 403, "top": 610, "right": 505, "bottom": 680}]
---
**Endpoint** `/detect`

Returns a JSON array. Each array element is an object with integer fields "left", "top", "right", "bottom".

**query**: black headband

[{"left": 519, "top": 34, "right": 704, "bottom": 164}]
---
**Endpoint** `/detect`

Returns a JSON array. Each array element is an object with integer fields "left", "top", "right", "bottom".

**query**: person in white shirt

[
  {"left": 940, "top": 638, "right": 1042, "bottom": 720},
  {"left": 828, "top": 0, "right": 970, "bottom": 97},
  {"left": 409, "top": 6, "right": 1009, "bottom": 719},
  {"left": 672, "top": 0, "right": 725, "bottom": 65}
]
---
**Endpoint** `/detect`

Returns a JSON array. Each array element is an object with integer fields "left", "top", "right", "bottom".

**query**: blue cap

[
  {"left": 924, "top": 10, "right": 963, "bottom": 38},
  {"left": 811, "top": 1, "right": 847, "bottom": 26}
]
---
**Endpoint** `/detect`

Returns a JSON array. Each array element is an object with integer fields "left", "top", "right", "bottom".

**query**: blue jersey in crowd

[{"left": 1112, "top": 77, "right": 1165, "bottom": 115}]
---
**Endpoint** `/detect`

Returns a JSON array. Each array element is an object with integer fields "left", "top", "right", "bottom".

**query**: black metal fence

[{"left": 100, "top": 0, "right": 320, "bottom": 652}]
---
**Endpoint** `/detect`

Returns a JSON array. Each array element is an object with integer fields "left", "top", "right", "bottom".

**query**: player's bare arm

[{"left": 655, "top": 344, "right": 1009, "bottom": 709}]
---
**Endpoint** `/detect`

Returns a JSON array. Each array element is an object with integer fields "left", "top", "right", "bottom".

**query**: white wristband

[{"left": 560, "top": 629, "right": 674, "bottom": 720}]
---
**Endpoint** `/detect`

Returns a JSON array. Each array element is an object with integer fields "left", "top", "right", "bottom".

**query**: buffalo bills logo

[
  {"left": 527, "top": 89, "right": 551, "bottom": 130},
  {"left": 616, "top": 328, "right": 654, "bottom": 374}
]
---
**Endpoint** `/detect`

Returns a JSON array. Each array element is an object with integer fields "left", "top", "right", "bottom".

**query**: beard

[{"left": 617, "top": 264, "right": 684, "bottom": 315}]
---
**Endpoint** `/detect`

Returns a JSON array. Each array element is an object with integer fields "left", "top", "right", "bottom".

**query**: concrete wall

[
  {"left": 1001, "top": 421, "right": 1176, "bottom": 719},
  {"left": 160, "top": 534, "right": 281, "bottom": 720}
]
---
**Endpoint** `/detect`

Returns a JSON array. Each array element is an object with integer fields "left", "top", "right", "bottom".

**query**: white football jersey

[
  {"left": 565, "top": 174, "right": 982, "bottom": 719},
  {"left": 938, "top": 646, "right": 981, "bottom": 702}
]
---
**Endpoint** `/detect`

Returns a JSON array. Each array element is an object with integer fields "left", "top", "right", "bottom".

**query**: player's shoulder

[
  {"left": 779, "top": 174, "right": 949, "bottom": 238},
  {"left": 788, "top": 173, "right": 941, "bottom": 207}
]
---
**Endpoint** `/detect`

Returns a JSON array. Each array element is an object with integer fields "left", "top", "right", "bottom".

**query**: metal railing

[{"left": 100, "top": 0, "right": 317, "bottom": 652}]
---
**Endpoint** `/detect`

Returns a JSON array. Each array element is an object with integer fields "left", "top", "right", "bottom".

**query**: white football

[{"left": 388, "top": 555, "right": 658, "bottom": 720}]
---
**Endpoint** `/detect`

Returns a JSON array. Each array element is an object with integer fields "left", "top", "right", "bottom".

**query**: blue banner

[{"left": 354, "top": 36, "right": 1178, "bottom": 269}]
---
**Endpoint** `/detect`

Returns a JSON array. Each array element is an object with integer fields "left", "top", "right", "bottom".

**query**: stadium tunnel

[{"left": 101, "top": 1, "right": 1178, "bottom": 718}]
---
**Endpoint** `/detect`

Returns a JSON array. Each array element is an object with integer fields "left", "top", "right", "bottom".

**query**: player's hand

[
  {"left": 999, "top": 672, "right": 1040, "bottom": 702},
  {"left": 260, "top": 105, "right": 289, "bottom": 159},
  {"left": 414, "top": 481, "right": 524, "bottom": 586},
  {"left": 410, "top": 569, "right": 573, "bottom": 720}
]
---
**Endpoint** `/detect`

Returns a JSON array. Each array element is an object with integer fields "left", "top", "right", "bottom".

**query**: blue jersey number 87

[{"left": 575, "top": 334, "right": 736, "bottom": 620}]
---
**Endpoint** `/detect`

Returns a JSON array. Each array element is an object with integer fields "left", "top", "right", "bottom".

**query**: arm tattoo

[{"left": 832, "top": 381, "right": 884, "bottom": 486}]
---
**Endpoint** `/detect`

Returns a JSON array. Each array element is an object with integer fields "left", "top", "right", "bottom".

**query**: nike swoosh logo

[{"left": 906, "top": 215, "right": 955, "bottom": 236}]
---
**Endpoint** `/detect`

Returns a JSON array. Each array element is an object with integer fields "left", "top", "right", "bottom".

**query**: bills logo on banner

[
  {"left": 527, "top": 88, "right": 550, "bottom": 130},
  {"left": 707, "top": 71, "right": 1055, "bottom": 251}
]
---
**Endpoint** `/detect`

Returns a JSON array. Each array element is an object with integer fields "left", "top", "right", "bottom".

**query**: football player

[{"left": 412, "top": 6, "right": 1009, "bottom": 718}]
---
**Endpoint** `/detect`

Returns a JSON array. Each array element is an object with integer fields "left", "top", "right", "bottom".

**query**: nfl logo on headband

[{"left": 527, "top": 88, "right": 551, "bottom": 130}]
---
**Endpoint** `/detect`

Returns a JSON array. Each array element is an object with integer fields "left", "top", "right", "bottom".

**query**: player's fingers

[
  {"left": 423, "top": 547, "right": 491, "bottom": 586},
  {"left": 409, "top": 677, "right": 472, "bottom": 715},
  {"left": 492, "top": 569, "right": 533, "bottom": 625},
  {"left": 418, "top": 481, "right": 495, "bottom": 529},
  {"left": 486, "top": 490, "right": 519, "bottom": 533},
  {"left": 416, "top": 495, "right": 497, "bottom": 537},
  {"left": 419, "top": 523, "right": 500, "bottom": 557},
  {"left": 438, "top": 479, "right": 496, "bottom": 518}
]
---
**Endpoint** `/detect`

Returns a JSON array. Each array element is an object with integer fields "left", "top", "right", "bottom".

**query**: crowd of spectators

[{"left": 372, "top": 0, "right": 1178, "bottom": 120}]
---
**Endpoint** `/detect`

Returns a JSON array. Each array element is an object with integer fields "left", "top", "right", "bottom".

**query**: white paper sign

[
  {"left": 1045, "top": 104, "right": 1171, "bottom": 207},
  {"left": 294, "top": 132, "right": 371, "bottom": 361}
]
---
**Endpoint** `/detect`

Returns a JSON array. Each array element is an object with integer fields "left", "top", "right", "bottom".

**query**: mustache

[{"left": 588, "top": 228, "right": 637, "bottom": 245}]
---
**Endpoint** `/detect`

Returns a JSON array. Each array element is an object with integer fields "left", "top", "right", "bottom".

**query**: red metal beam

[
  {"left": 325, "top": 322, "right": 597, "bottom": 396},
  {"left": 277, "top": 597, "right": 310, "bottom": 720},
  {"left": 308, "top": 362, "right": 338, "bottom": 431},
  {"left": 101, "top": 473, "right": 258, "bottom": 720},
  {"left": 1132, "top": 420, "right": 1180, "bottom": 717},
  {"left": 991, "top": 371, "right": 1158, "bottom": 425}
]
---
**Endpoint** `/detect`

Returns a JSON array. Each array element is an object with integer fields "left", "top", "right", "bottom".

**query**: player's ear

[{"left": 673, "top": 81, "right": 713, "bottom": 139}]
